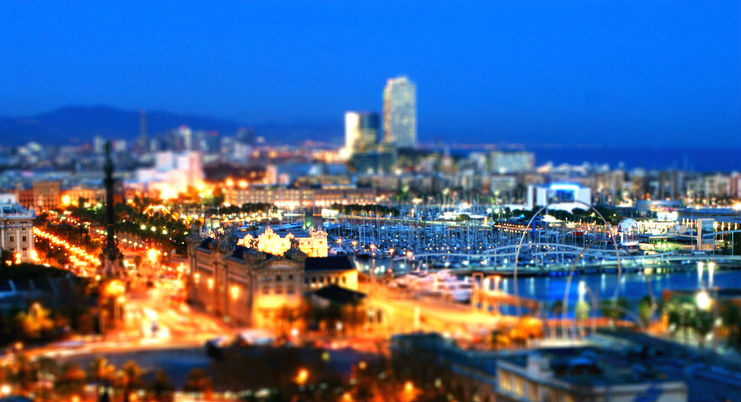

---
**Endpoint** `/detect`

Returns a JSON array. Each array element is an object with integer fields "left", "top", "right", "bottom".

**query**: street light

[
  {"left": 295, "top": 368, "right": 309, "bottom": 386},
  {"left": 696, "top": 290, "right": 711, "bottom": 310},
  {"left": 147, "top": 249, "right": 158, "bottom": 264},
  {"left": 369, "top": 244, "right": 377, "bottom": 284}
]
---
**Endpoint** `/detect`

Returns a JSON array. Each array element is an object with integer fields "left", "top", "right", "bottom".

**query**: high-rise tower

[
  {"left": 344, "top": 111, "right": 379, "bottom": 156},
  {"left": 383, "top": 76, "right": 417, "bottom": 149},
  {"left": 137, "top": 110, "right": 148, "bottom": 153}
]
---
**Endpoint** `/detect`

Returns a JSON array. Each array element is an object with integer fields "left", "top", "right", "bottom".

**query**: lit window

[
  {"left": 499, "top": 373, "right": 510, "bottom": 392},
  {"left": 514, "top": 377, "right": 523, "bottom": 397}
]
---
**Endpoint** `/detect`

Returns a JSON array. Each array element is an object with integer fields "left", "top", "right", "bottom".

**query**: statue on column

[{"left": 99, "top": 141, "right": 122, "bottom": 278}]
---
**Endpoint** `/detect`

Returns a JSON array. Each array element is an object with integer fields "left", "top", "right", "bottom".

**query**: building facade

[
  {"left": 0, "top": 201, "right": 35, "bottom": 262},
  {"left": 489, "top": 151, "right": 535, "bottom": 174},
  {"left": 187, "top": 234, "right": 357, "bottom": 329},
  {"left": 527, "top": 183, "right": 592, "bottom": 212},
  {"left": 237, "top": 226, "right": 328, "bottom": 258},
  {"left": 496, "top": 348, "right": 687, "bottom": 402},
  {"left": 383, "top": 76, "right": 417, "bottom": 149},
  {"left": 32, "top": 181, "right": 61, "bottom": 211},
  {"left": 223, "top": 187, "right": 377, "bottom": 209},
  {"left": 344, "top": 111, "right": 380, "bottom": 157}
]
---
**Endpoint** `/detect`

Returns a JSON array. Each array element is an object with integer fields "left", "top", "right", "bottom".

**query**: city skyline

[
  {"left": 1, "top": 1, "right": 739, "bottom": 147},
  {"left": 0, "top": 3, "right": 739, "bottom": 401}
]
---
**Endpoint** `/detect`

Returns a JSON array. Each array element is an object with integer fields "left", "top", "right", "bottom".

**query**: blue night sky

[{"left": 0, "top": 1, "right": 739, "bottom": 147}]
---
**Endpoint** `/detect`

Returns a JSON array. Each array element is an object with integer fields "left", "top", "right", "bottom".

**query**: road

[{"left": 360, "top": 282, "right": 518, "bottom": 338}]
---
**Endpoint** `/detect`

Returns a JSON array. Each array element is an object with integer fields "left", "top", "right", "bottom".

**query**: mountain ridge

[{"left": 0, "top": 105, "right": 341, "bottom": 146}]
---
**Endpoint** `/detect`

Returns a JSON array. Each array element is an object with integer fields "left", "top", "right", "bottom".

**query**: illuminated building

[
  {"left": 133, "top": 151, "right": 204, "bottom": 198},
  {"left": 489, "top": 150, "right": 534, "bottom": 174},
  {"left": 223, "top": 187, "right": 377, "bottom": 209},
  {"left": 187, "top": 231, "right": 357, "bottom": 328},
  {"left": 177, "top": 124, "right": 193, "bottom": 151},
  {"left": 237, "top": 226, "right": 328, "bottom": 258},
  {"left": 349, "top": 150, "right": 397, "bottom": 174},
  {"left": 527, "top": 183, "right": 591, "bottom": 212},
  {"left": 0, "top": 198, "right": 35, "bottom": 262},
  {"left": 496, "top": 347, "right": 687, "bottom": 402},
  {"left": 14, "top": 189, "right": 34, "bottom": 209},
  {"left": 383, "top": 76, "right": 416, "bottom": 149},
  {"left": 32, "top": 180, "right": 61, "bottom": 211},
  {"left": 204, "top": 164, "right": 277, "bottom": 187},
  {"left": 61, "top": 187, "right": 106, "bottom": 207},
  {"left": 344, "top": 111, "right": 379, "bottom": 157}
]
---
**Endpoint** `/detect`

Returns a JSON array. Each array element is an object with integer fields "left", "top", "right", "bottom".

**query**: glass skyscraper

[
  {"left": 345, "top": 111, "right": 380, "bottom": 156},
  {"left": 383, "top": 76, "right": 416, "bottom": 149}
]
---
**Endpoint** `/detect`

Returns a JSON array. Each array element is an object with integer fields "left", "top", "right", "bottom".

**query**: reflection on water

[
  {"left": 512, "top": 268, "right": 741, "bottom": 304},
  {"left": 360, "top": 257, "right": 741, "bottom": 307}
]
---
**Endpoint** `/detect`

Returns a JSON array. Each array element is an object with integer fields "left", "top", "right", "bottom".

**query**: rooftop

[
  {"left": 499, "top": 346, "right": 684, "bottom": 386},
  {"left": 313, "top": 285, "right": 365, "bottom": 305},
  {"left": 305, "top": 256, "right": 354, "bottom": 272},
  {"left": 0, "top": 202, "right": 34, "bottom": 218}
]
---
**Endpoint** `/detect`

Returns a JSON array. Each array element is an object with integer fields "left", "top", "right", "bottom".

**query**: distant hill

[{"left": 0, "top": 105, "right": 342, "bottom": 146}]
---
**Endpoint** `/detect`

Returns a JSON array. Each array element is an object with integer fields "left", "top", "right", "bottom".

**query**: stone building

[
  {"left": 0, "top": 199, "right": 35, "bottom": 262},
  {"left": 187, "top": 231, "right": 357, "bottom": 329}
]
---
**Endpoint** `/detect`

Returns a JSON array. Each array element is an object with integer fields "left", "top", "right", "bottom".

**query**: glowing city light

[{"left": 696, "top": 290, "right": 711, "bottom": 310}]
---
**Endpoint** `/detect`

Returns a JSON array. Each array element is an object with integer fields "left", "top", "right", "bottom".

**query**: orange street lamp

[
  {"left": 147, "top": 249, "right": 158, "bottom": 264},
  {"left": 295, "top": 368, "right": 309, "bottom": 386}
]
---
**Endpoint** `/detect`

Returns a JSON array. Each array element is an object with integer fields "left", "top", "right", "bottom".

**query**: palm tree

[
  {"left": 119, "top": 360, "right": 142, "bottom": 402},
  {"left": 54, "top": 362, "right": 86, "bottom": 398},
  {"left": 599, "top": 297, "right": 630, "bottom": 327},
  {"left": 17, "top": 302, "right": 55, "bottom": 340},
  {"left": 147, "top": 370, "right": 174, "bottom": 402},
  {"left": 10, "top": 353, "right": 38, "bottom": 392},
  {"left": 87, "top": 356, "right": 114, "bottom": 397},
  {"left": 693, "top": 309, "right": 714, "bottom": 348},
  {"left": 183, "top": 368, "right": 212, "bottom": 400},
  {"left": 637, "top": 296, "right": 654, "bottom": 330}
]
